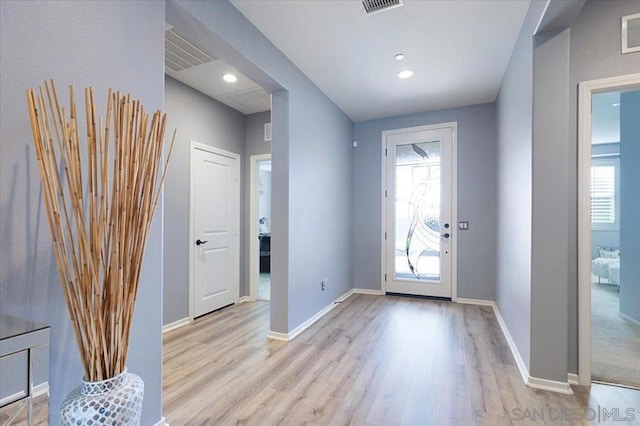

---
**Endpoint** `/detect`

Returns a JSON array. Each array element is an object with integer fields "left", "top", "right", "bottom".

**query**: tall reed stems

[{"left": 26, "top": 81, "right": 175, "bottom": 381}]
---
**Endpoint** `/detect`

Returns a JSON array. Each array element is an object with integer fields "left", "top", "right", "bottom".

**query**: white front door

[
  {"left": 384, "top": 124, "right": 455, "bottom": 298},
  {"left": 191, "top": 143, "right": 239, "bottom": 317}
]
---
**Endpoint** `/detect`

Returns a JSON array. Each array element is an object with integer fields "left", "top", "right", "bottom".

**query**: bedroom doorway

[
  {"left": 250, "top": 154, "right": 272, "bottom": 302},
  {"left": 578, "top": 74, "right": 640, "bottom": 389}
]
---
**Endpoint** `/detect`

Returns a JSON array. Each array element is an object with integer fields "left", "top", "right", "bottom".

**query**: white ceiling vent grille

[
  {"left": 622, "top": 13, "right": 640, "bottom": 54},
  {"left": 165, "top": 27, "right": 217, "bottom": 72},
  {"left": 222, "top": 87, "right": 271, "bottom": 115},
  {"left": 361, "top": 0, "right": 403, "bottom": 15}
]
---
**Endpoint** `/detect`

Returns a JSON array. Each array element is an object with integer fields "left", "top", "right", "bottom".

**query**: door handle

[
  {"left": 442, "top": 233, "right": 450, "bottom": 239},
  {"left": 195, "top": 239, "right": 208, "bottom": 246}
]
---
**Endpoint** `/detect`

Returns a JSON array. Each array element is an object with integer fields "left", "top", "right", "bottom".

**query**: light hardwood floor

[
  {"left": 163, "top": 294, "right": 639, "bottom": 425},
  {"left": 0, "top": 393, "right": 49, "bottom": 425}
]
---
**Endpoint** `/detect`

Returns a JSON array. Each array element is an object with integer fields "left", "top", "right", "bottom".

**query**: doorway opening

[
  {"left": 250, "top": 154, "right": 272, "bottom": 302},
  {"left": 162, "top": 18, "right": 280, "bottom": 329},
  {"left": 578, "top": 73, "right": 640, "bottom": 389}
]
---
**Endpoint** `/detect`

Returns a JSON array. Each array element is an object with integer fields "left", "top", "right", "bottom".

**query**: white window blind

[{"left": 590, "top": 164, "right": 615, "bottom": 224}]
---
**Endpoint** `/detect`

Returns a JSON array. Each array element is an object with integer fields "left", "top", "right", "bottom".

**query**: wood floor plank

[{"left": 163, "top": 294, "right": 640, "bottom": 425}]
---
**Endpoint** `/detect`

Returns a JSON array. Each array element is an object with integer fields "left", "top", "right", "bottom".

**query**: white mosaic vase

[{"left": 60, "top": 368, "right": 144, "bottom": 426}]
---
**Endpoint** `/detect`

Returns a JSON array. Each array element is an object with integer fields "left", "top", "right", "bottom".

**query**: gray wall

[
  {"left": 619, "top": 90, "right": 640, "bottom": 322},
  {"left": 245, "top": 112, "right": 272, "bottom": 157},
  {"left": 530, "top": 28, "right": 571, "bottom": 381},
  {"left": 567, "top": 0, "right": 640, "bottom": 374},
  {"left": 168, "top": 1, "right": 354, "bottom": 333},
  {"left": 353, "top": 103, "right": 497, "bottom": 300},
  {"left": 243, "top": 111, "right": 271, "bottom": 297},
  {"left": 163, "top": 76, "right": 246, "bottom": 326},
  {"left": 496, "top": 0, "right": 640, "bottom": 380},
  {"left": 0, "top": 1, "right": 164, "bottom": 424},
  {"left": 495, "top": 0, "right": 547, "bottom": 373}
]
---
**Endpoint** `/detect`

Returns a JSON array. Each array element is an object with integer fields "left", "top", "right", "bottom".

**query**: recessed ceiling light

[
  {"left": 612, "top": 102, "right": 620, "bottom": 107},
  {"left": 398, "top": 70, "right": 413, "bottom": 79},
  {"left": 223, "top": 73, "right": 237, "bottom": 83},
  {"left": 394, "top": 53, "right": 405, "bottom": 61}
]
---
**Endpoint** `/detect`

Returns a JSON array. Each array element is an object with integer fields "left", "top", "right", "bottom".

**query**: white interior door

[
  {"left": 191, "top": 144, "right": 239, "bottom": 317},
  {"left": 384, "top": 125, "right": 455, "bottom": 298}
]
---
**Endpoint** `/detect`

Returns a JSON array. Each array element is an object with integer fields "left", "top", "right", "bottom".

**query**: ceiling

[
  {"left": 165, "top": 26, "right": 270, "bottom": 115},
  {"left": 230, "top": 0, "right": 531, "bottom": 122}
]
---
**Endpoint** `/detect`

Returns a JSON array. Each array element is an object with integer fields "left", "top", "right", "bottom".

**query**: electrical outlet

[{"left": 321, "top": 278, "right": 327, "bottom": 291}]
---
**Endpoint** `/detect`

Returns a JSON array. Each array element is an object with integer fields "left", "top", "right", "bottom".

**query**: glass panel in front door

[{"left": 394, "top": 140, "right": 441, "bottom": 281}]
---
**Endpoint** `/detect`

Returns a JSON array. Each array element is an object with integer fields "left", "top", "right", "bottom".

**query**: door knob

[
  {"left": 442, "top": 233, "right": 450, "bottom": 239},
  {"left": 195, "top": 239, "right": 208, "bottom": 246}
]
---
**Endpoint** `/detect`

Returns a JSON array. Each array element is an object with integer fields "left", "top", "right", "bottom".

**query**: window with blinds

[{"left": 590, "top": 158, "right": 619, "bottom": 229}]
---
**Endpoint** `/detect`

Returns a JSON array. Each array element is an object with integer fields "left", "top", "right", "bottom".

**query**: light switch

[{"left": 458, "top": 221, "right": 469, "bottom": 230}]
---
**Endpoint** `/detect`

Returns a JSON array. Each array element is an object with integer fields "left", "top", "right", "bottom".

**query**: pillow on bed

[{"left": 597, "top": 246, "right": 620, "bottom": 258}]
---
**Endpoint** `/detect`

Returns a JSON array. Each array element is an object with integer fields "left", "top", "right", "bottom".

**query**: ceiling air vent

[
  {"left": 222, "top": 87, "right": 271, "bottom": 115},
  {"left": 622, "top": 13, "right": 640, "bottom": 54},
  {"left": 361, "top": 0, "right": 403, "bottom": 15},
  {"left": 165, "top": 26, "right": 217, "bottom": 72}
]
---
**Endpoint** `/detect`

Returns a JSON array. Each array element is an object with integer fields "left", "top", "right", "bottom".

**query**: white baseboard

[
  {"left": 0, "top": 390, "right": 26, "bottom": 406},
  {"left": 491, "top": 301, "right": 529, "bottom": 385},
  {"left": 455, "top": 297, "right": 495, "bottom": 307},
  {"left": 162, "top": 317, "right": 191, "bottom": 333},
  {"left": 490, "top": 301, "right": 573, "bottom": 395},
  {"left": 153, "top": 417, "right": 168, "bottom": 426},
  {"left": 619, "top": 311, "right": 640, "bottom": 327},
  {"left": 32, "top": 382, "right": 49, "bottom": 398},
  {"left": 567, "top": 373, "right": 579, "bottom": 385},
  {"left": 266, "top": 331, "right": 290, "bottom": 341},
  {"left": 336, "top": 289, "right": 355, "bottom": 301},
  {"left": 237, "top": 296, "right": 251, "bottom": 304},
  {"left": 267, "top": 289, "right": 355, "bottom": 341},
  {"left": 527, "top": 376, "right": 573, "bottom": 394},
  {"left": 352, "top": 288, "right": 383, "bottom": 296},
  {"left": 0, "top": 382, "right": 48, "bottom": 406}
]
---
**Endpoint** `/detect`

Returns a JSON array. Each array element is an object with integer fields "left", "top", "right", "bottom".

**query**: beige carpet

[{"left": 591, "top": 280, "right": 640, "bottom": 388}]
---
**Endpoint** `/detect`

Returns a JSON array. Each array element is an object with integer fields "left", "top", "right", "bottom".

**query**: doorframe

[
  {"left": 577, "top": 73, "right": 640, "bottom": 386},
  {"left": 249, "top": 153, "right": 272, "bottom": 301},
  {"left": 189, "top": 141, "right": 241, "bottom": 320},
  {"left": 380, "top": 122, "right": 458, "bottom": 299}
]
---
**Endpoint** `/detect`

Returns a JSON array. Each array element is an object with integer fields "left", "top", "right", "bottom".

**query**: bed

[{"left": 591, "top": 246, "right": 620, "bottom": 286}]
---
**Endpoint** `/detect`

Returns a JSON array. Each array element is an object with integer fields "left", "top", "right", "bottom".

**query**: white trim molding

[
  {"left": 266, "top": 331, "right": 290, "bottom": 341},
  {"left": 162, "top": 317, "right": 191, "bottom": 333},
  {"left": 578, "top": 73, "right": 640, "bottom": 386},
  {"left": 567, "top": 373, "right": 579, "bottom": 386},
  {"left": 455, "top": 298, "right": 494, "bottom": 307},
  {"left": 0, "top": 382, "right": 49, "bottom": 407},
  {"left": 237, "top": 296, "right": 251, "bottom": 304},
  {"left": 492, "top": 301, "right": 573, "bottom": 394},
  {"left": 267, "top": 289, "right": 359, "bottom": 341},
  {"left": 527, "top": 377, "right": 573, "bottom": 395},
  {"left": 619, "top": 311, "right": 640, "bottom": 327},
  {"left": 153, "top": 417, "right": 168, "bottom": 426},
  {"left": 32, "top": 382, "right": 49, "bottom": 398},
  {"left": 488, "top": 301, "right": 529, "bottom": 386},
  {"left": 352, "top": 288, "right": 384, "bottom": 296}
]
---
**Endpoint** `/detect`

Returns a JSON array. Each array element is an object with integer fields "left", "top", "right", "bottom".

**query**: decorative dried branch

[{"left": 26, "top": 81, "right": 176, "bottom": 381}]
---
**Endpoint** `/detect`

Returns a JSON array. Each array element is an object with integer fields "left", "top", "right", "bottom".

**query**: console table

[{"left": 0, "top": 315, "right": 50, "bottom": 425}]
